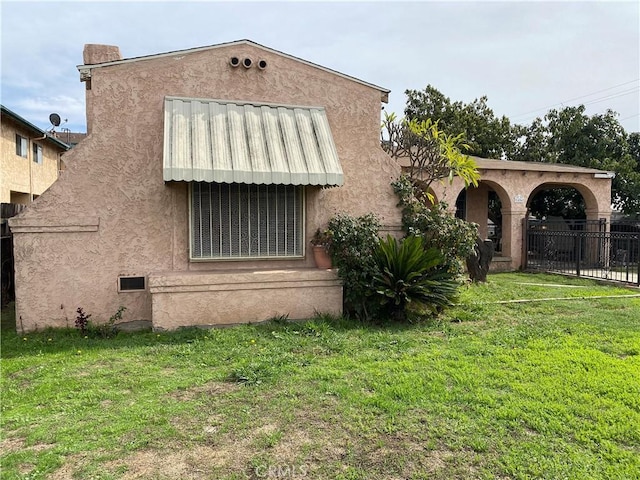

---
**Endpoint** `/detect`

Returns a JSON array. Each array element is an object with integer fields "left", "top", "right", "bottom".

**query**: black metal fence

[{"left": 525, "top": 218, "right": 640, "bottom": 286}]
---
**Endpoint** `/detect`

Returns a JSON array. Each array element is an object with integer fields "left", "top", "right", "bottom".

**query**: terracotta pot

[{"left": 312, "top": 245, "right": 332, "bottom": 269}]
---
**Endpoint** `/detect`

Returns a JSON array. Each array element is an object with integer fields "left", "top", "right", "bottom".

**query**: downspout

[{"left": 29, "top": 134, "right": 47, "bottom": 203}]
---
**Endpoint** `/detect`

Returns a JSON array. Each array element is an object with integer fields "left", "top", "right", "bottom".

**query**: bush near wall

[
  {"left": 327, "top": 208, "right": 462, "bottom": 322},
  {"left": 392, "top": 175, "right": 478, "bottom": 277}
]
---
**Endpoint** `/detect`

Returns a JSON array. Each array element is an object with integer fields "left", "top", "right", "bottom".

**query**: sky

[{"left": 1, "top": 1, "right": 639, "bottom": 136}]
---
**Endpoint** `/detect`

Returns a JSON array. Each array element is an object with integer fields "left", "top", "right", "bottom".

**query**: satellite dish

[{"left": 49, "top": 113, "right": 61, "bottom": 127}]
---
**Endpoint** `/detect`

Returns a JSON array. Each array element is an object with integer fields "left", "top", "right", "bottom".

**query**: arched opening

[
  {"left": 455, "top": 181, "right": 510, "bottom": 255},
  {"left": 525, "top": 183, "right": 606, "bottom": 271},
  {"left": 527, "top": 184, "right": 587, "bottom": 220}
]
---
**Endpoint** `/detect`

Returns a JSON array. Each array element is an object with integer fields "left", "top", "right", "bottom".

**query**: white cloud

[{"left": 1, "top": 1, "right": 638, "bottom": 133}]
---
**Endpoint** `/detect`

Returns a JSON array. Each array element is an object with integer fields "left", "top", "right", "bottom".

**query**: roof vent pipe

[
  {"left": 229, "top": 57, "right": 240, "bottom": 67},
  {"left": 243, "top": 58, "right": 252, "bottom": 69},
  {"left": 258, "top": 59, "right": 267, "bottom": 70}
]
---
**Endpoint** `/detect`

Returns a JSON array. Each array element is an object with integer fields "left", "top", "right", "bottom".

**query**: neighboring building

[
  {"left": 10, "top": 40, "right": 402, "bottom": 332},
  {"left": 1, "top": 105, "right": 70, "bottom": 204},
  {"left": 53, "top": 131, "right": 87, "bottom": 148}
]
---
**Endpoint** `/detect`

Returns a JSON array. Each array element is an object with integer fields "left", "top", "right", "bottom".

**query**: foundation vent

[{"left": 119, "top": 276, "right": 146, "bottom": 292}]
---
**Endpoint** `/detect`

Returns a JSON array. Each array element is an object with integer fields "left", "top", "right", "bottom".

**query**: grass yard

[{"left": 1, "top": 272, "right": 639, "bottom": 479}]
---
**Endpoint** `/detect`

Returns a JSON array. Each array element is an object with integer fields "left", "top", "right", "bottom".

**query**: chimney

[{"left": 83, "top": 44, "right": 122, "bottom": 65}]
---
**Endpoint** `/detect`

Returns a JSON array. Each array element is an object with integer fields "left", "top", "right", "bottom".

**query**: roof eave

[{"left": 1, "top": 105, "right": 71, "bottom": 151}]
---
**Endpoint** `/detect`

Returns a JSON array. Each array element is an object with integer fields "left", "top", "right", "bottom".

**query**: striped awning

[{"left": 162, "top": 97, "right": 344, "bottom": 186}]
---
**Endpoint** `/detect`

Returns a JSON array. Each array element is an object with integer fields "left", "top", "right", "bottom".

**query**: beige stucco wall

[
  {"left": 10, "top": 42, "right": 402, "bottom": 332},
  {"left": 150, "top": 269, "right": 343, "bottom": 330},
  {"left": 1, "top": 117, "right": 62, "bottom": 204}
]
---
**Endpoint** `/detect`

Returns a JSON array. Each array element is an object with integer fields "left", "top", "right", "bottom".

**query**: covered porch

[{"left": 420, "top": 157, "right": 614, "bottom": 271}]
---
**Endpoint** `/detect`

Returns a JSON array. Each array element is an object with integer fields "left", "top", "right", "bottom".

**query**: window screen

[
  {"left": 15, "top": 135, "right": 27, "bottom": 157},
  {"left": 191, "top": 183, "right": 304, "bottom": 259},
  {"left": 33, "top": 144, "right": 43, "bottom": 164}
]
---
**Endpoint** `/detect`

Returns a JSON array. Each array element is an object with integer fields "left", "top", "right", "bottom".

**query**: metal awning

[{"left": 163, "top": 96, "right": 344, "bottom": 186}]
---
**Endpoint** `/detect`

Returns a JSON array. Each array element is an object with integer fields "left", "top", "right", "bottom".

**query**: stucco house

[
  {"left": 1, "top": 105, "right": 70, "bottom": 205},
  {"left": 9, "top": 40, "right": 402, "bottom": 332}
]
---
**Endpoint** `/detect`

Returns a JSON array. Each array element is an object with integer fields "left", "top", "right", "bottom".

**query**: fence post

[
  {"left": 523, "top": 218, "right": 528, "bottom": 270},
  {"left": 576, "top": 233, "right": 582, "bottom": 278},
  {"left": 637, "top": 233, "right": 640, "bottom": 286}
]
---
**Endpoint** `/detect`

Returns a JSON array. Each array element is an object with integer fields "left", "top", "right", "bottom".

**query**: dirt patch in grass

[
  {"left": 48, "top": 438, "right": 479, "bottom": 480},
  {"left": 167, "top": 381, "right": 239, "bottom": 402},
  {"left": 0, "top": 436, "right": 54, "bottom": 454},
  {"left": 0, "top": 436, "right": 25, "bottom": 454},
  {"left": 47, "top": 453, "right": 93, "bottom": 480},
  {"left": 105, "top": 447, "right": 236, "bottom": 480}
]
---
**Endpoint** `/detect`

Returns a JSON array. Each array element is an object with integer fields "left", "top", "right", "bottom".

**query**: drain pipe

[{"left": 29, "top": 133, "right": 48, "bottom": 203}]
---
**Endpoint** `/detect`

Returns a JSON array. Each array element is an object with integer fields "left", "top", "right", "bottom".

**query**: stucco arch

[
  {"left": 391, "top": 153, "right": 613, "bottom": 272},
  {"left": 429, "top": 180, "right": 465, "bottom": 215},
  {"left": 527, "top": 182, "right": 600, "bottom": 218},
  {"left": 476, "top": 179, "right": 511, "bottom": 211},
  {"left": 459, "top": 180, "right": 512, "bottom": 255}
]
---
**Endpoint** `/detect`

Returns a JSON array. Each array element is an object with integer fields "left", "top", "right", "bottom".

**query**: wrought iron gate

[{"left": 524, "top": 218, "right": 639, "bottom": 286}]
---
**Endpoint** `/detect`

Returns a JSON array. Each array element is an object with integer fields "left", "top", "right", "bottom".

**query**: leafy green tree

[
  {"left": 381, "top": 112, "right": 480, "bottom": 200},
  {"left": 528, "top": 187, "right": 586, "bottom": 219},
  {"left": 508, "top": 118, "right": 553, "bottom": 163},
  {"left": 629, "top": 132, "right": 640, "bottom": 163},
  {"left": 404, "top": 84, "right": 513, "bottom": 159},
  {"left": 392, "top": 176, "right": 478, "bottom": 276},
  {"left": 515, "top": 106, "right": 640, "bottom": 214}
]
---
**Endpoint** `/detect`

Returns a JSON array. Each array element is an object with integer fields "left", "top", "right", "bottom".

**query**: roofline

[
  {"left": 1, "top": 105, "right": 71, "bottom": 150},
  {"left": 77, "top": 39, "right": 390, "bottom": 103},
  {"left": 471, "top": 156, "right": 615, "bottom": 175},
  {"left": 397, "top": 154, "right": 615, "bottom": 176}
]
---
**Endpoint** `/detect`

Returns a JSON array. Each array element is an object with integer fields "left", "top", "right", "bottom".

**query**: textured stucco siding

[
  {"left": 10, "top": 43, "right": 402, "bottom": 332},
  {"left": 150, "top": 269, "right": 343, "bottom": 330},
  {"left": 1, "top": 118, "right": 62, "bottom": 203}
]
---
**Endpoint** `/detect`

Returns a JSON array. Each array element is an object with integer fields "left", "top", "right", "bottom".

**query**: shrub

[
  {"left": 74, "top": 305, "right": 125, "bottom": 339},
  {"left": 392, "top": 175, "right": 478, "bottom": 276},
  {"left": 373, "top": 235, "right": 459, "bottom": 321},
  {"left": 327, "top": 213, "right": 381, "bottom": 319},
  {"left": 90, "top": 306, "right": 126, "bottom": 339},
  {"left": 75, "top": 307, "right": 91, "bottom": 336}
]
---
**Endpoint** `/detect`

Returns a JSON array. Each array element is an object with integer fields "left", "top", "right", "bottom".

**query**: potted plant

[{"left": 310, "top": 228, "right": 333, "bottom": 269}]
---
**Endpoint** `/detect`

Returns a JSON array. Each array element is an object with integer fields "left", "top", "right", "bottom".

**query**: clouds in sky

[{"left": 1, "top": 1, "right": 638, "bottom": 134}]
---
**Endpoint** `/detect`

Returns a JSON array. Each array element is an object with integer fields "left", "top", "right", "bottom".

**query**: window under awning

[{"left": 162, "top": 96, "right": 344, "bottom": 186}]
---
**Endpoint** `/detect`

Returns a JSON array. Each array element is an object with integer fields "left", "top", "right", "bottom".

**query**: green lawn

[{"left": 1, "top": 272, "right": 639, "bottom": 479}]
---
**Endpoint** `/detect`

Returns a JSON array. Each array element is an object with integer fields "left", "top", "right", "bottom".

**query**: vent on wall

[
  {"left": 229, "top": 57, "right": 268, "bottom": 70},
  {"left": 118, "top": 276, "right": 146, "bottom": 292}
]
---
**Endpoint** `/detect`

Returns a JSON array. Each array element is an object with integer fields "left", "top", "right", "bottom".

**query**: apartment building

[{"left": 1, "top": 105, "right": 70, "bottom": 204}]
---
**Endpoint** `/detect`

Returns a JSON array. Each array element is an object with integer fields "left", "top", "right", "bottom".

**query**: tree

[
  {"left": 391, "top": 176, "right": 479, "bottom": 278},
  {"left": 381, "top": 112, "right": 480, "bottom": 198},
  {"left": 508, "top": 118, "right": 553, "bottom": 163},
  {"left": 404, "top": 85, "right": 513, "bottom": 159},
  {"left": 382, "top": 112, "right": 483, "bottom": 281},
  {"left": 528, "top": 187, "right": 586, "bottom": 219},
  {"left": 515, "top": 106, "right": 640, "bottom": 214}
]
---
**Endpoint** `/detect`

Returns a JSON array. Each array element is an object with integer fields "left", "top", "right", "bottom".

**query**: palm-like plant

[{"left": 372, "top": 235, "right": 459, "bottom": 321}]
